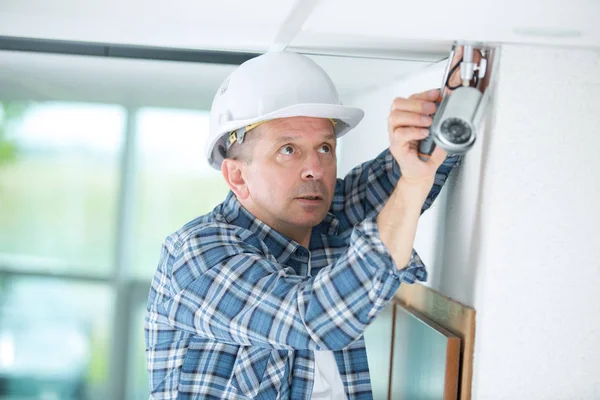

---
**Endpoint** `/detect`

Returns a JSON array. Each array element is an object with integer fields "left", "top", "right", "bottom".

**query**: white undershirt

[{"left": 311, "top": 351, "right": 348, "bottom": 400}]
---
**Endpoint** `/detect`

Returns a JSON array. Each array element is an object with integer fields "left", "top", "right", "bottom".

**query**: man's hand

[
  {"left": 387, "top": 45, "right": 479, "bottom": 186},
  {"left": 379, "top": 46, "right": 480, "bottom": 268},
  {"left": 387, "top": 88, "right": 446, "bottom": 185}
]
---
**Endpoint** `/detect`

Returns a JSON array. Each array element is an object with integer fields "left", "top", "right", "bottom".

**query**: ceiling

[
  {"left": 1, "top": 0, "right": 597, "bottom": 51},
  {"left": 0, "top": 0, "right": 598, "bottom": 109},
  {"left": 0, "top": 50, "right": 431, "bottom": 109}
]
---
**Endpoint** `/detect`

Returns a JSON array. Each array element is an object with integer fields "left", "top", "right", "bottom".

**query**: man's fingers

[
  {"left": 392, "top": 127, "right": 430, "bottom": 144},
  {"left": 407, "top": 89, "right": 441, "bottom": 102},
  {"left": 391, "top": 97, "right": 437, "bottom": 115},
  {"left": 430, "top": 145, "right": 447, "bottom": 165},
  {"left": 389, "top": 110, "right": 433, "bottom": 130}
]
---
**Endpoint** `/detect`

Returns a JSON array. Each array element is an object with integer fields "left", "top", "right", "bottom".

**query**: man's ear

[{"left": 221, "top": 159, "right": 250, "bottom": 200}]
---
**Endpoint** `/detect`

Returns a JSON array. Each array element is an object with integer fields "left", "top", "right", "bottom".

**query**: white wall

[
  {"left": 344, "top": 44, "right": 600, "bottom": 399},
  {"left": 463, "top": 45, "right": 600, "bottom": 399}
]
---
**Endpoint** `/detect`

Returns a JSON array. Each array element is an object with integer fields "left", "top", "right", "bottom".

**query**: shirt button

[
  {"left": 297, "top": 248, "right": 308, "bottom": 258},
  {"left": 215, "top": 214, "right": 224, "bottom": 222}
]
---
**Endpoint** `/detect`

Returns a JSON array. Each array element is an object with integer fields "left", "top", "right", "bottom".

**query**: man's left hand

[{"left": 387, "top": 89, "right": 447, "bottom": 185}]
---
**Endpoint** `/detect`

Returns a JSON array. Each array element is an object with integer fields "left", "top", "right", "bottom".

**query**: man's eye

[
  {"left": 279, "top": 145, "right": 294, "bottom": 155},
  {"left": 318, "top": 144, "right": 332, "bottom": 153}
]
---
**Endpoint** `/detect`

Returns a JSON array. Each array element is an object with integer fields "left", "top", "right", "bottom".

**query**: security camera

[
  {"left": 418, "top": 43, "right": 494, "bottom": 160},
  {"left": 429, "top": 86, "right": 482, "bottom": 154}
]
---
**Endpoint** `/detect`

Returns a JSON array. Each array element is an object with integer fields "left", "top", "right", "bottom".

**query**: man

[{"left": 145, "top": 51, "right": 459, "bottom": 399}]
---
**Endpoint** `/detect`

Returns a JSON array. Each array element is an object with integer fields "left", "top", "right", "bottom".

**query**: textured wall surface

[
  {"left": 348, "top": 44, "right": 600, "bottom": 399},
  {"left": 464, "top": 45, "right": 600, "bottom": 399}
]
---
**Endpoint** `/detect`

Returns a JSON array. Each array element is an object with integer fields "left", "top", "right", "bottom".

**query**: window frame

[{"left": 0, "top": 106, "right": 154, "bottom": 399}]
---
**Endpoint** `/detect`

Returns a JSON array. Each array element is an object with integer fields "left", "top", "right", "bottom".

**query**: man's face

[{"left": 242, "top": 116, "right": 337, "bottom": 238}]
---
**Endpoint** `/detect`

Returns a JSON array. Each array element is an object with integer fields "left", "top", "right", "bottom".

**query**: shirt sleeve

[
  {"left": 331, "top": 149, "right": 461, "bottom": 235},
  {"left": 147, "top": 218, "right": 420, "bottom": 352}
]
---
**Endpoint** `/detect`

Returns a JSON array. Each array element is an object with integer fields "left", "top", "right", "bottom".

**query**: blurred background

[
  {"left": 0, "top": 46, "right": 248, "bottom": 398},
  {"left": 0, "top": 99, "right": 232, "bottom": 398}
]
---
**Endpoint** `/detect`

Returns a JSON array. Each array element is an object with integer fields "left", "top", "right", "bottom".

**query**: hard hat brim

[{"left": 206, "top": 103, "right": 364, "bottom": 170}]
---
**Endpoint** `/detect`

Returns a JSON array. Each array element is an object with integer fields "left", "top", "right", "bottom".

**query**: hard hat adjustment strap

[
  {"left": 226, "top": 120, "right": 268, "bottom": 151},
  {"left": 227, "top": 127, "right": 246, "bottom": 150},
  {"left": 226, "top": 118, "right": 338, "bottom": 151}
]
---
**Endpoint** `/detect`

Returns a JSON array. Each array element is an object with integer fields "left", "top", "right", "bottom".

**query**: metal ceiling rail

[{"left": 0, "top": 35, "right": 260, "bottom": 65}]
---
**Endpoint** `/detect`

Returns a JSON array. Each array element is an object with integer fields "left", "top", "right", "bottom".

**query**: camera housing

[
  {"left": 418, "top": 43, "right": 497, "bottom": 161},
  {"left": 430, "top": 86, "right": 484, "bottom": 155}
]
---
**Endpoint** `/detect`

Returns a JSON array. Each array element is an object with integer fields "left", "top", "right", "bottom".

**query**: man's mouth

[{"left": 297, "top": 195, "right": 323, "bottom": 201}]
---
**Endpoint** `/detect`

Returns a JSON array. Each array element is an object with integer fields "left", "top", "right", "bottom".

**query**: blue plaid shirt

[{"left": 145, "top": 149, "right": 459, "bottom": 399}]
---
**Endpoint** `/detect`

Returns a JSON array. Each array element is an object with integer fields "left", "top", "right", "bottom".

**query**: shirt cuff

[{"left": 355, "top": 216, "right": 428, "bottom": 284}]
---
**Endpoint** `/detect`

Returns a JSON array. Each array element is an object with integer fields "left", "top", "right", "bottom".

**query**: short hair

[{"left": 224, "top": 126, "right": 262, "bottom": 164}]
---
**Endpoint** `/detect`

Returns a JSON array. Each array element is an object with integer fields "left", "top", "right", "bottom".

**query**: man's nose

[{"left": 301, "top": 152, "right": 324, "bottom": 180}]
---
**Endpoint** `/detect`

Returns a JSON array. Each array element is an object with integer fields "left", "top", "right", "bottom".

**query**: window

[
  {"left": 132, "top": 108, "right": 228, "bottom": 279},
  {"left": 0, "top": 277, "right": 114, "bottom": 399},
  {"left": 0, "top": 103, "right": 124, "bottom": 276},
  {"left": 0, "top": 101, "right": 229, "bottom": 399}
]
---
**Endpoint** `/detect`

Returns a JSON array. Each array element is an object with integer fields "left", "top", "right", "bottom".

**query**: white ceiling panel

[
  {"left": 1, "top": 0, "right": 597, "bottom": 59},
  {"left": 0, "top": 0, "right": 300, "bottom": 52},
  {"left": 1, "top": 0, "right": 290, "bottom": 18},
  {"left": 302, "top": 0, "right": 599, "bottom": 49}
]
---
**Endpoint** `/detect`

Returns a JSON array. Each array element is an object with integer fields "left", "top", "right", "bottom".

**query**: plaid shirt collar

[{"left": 219, "top": 191, "right": 340, "bottom": 264}]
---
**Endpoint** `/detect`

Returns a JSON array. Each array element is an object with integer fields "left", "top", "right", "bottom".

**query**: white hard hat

[{"left": 205, "top": 51, "right": 364, "bottom": 169}]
